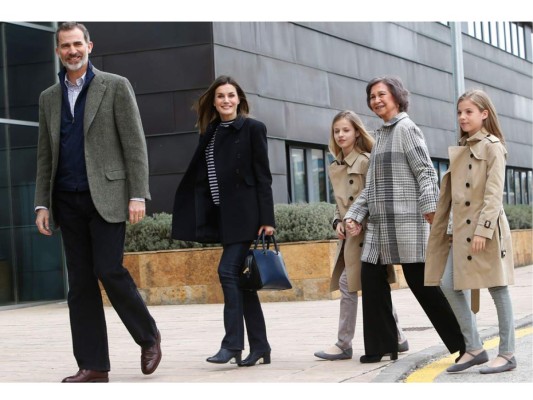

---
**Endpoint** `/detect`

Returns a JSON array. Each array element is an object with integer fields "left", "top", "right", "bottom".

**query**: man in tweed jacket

[
  {"left": 34, "top": 22, "right": 161, "bottom": 382},
  {"left": 343, "top": 76, "right": 464, "bottom": 364}
]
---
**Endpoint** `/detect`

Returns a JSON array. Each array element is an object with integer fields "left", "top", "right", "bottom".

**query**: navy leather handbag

[{"left": 239, "top": 233, "right": 292, "bottom": 291}]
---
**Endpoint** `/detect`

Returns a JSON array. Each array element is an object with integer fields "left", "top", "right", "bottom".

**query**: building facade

[{"left": 1, "top": 21, "right": 531, "bottom": 305}]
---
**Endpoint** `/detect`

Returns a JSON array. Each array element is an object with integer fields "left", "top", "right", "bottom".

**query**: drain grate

[{"left": 403, "top": 327, "right": 432, "bottom": 331}]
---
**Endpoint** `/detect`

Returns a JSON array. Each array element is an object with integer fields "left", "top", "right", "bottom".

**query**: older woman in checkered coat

[{"left": 344, "top": 76, "right": 465, "bottom": 363}]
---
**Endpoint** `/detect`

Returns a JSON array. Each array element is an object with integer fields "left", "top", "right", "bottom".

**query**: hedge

[{"left": 124, "top": 203, "right": 531, "bottom": 252}]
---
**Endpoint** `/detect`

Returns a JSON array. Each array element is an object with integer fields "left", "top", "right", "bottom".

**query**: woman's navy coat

[{"left": 171, "top": 115, "right": 275, "bottom": 245}]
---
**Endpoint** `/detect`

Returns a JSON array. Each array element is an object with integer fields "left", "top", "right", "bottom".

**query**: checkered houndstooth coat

[{"left": 344, "top": 113, "right": 439, "bottom": 264}]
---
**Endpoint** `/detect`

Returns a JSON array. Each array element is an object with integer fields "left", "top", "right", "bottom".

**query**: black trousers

[
  {"left": 53, "top": 191, "right": 158, "bottom": 371},
  {"left": 361, "top": 261, "right": 465, "bottom": 356},
  {"left": 217, "top": 241, "right": 270, "bottom": 352}
]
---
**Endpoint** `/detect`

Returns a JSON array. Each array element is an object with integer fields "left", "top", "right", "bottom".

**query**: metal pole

[{"left": 450, "top": 22, "right": 465, "bottom": 141}]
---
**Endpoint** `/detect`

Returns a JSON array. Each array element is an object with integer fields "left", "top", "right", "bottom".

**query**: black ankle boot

[
  {"left": 206, "top": 348, "right": 242, "bottom": 364},
  {"left": 238, "top": 350, "right": 271, "bottom": 367},
  {"left": 360, "top": 352, "right": 398, "bottom": 363}
]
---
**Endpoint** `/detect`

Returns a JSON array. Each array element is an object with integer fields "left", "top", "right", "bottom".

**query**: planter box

[{"left": 102, "top": 229, "right": 532, "bottom": 306}]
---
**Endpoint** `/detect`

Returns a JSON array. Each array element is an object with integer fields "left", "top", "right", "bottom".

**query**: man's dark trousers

[{"left": 54, "top": 190, "right": 157, "bottom": 371}]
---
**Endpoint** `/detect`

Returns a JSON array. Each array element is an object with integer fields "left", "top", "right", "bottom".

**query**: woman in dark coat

[{"left": 172, "top": 75, "right": 275, "bottom": 367}]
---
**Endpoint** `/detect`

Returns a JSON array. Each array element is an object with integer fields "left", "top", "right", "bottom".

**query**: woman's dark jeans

[{"left": 218, "top": 241, "right": 270, "bottom": 352}]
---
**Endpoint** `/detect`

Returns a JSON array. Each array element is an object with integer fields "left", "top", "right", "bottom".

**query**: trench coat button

[
  {"left": 467, "top": 237, "right": 471, "bottom": 242},
  {"left": 349, "top": 179, "right": 354, "bottom": 184},
  {"left": 359, "top": 243, "right": 363, "bottom": 247},
  {"left": 469, "top": 164, "right": 472, "bottom": 169},
  {"left": 235, "top": 168, "right": 240, "bottom": 174},
  {"left": 349, "top": 196, "right": 354, "bottom": 201},
  {"left": 466, "top": 219, "right": 471, "bottom": 224},
  {"left": 465, "top": 201, "right": 470, "bottom": 206},
  {"left": 466, "top": 182, "right": 470, "bottom": 187},
  {"left": 467, "top": 255, "right": 472, "bottom": 260},
  {"left": 470, "top": 154, "right": 474, "bottom": 158}
]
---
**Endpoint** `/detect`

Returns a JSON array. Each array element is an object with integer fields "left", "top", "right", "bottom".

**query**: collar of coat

[
  {"left": 207, "top": 114, "right": 246, "bottom": 133},
  {"left": 382, "top": 111, "right": 409, "bottom": 127},
  {"left": 458, "top": 128, "right": 506, "bottom": 160},
  {"left": 334, "top": 149, "right": 370, "bottom": 170}
]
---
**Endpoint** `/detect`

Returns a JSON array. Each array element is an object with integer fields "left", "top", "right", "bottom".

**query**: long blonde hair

[
  {"left": 457, "top": 89, "right": 505, "bottom": 145},
  {"left": 328, "top": 110, "right": 375, "bottom": 158}
]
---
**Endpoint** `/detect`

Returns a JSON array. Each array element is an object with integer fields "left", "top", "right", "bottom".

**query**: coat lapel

[
  {"left": 84, "top": 73, "right": 107, "bottom": 135},
  {"left": 48, "top": 84, "right": 62, "bottom": 142}
]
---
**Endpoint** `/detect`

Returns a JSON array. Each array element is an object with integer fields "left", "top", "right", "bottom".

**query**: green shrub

[
  {"left": 125, "top": 213, "right": 217, "bottom": 252},
  {"left": 125, "top": 203, "right": 531, "bottom": 252},
  {"left": 274, "top": 202, "right": 337, "bottom": 242},
  {"left": 125, "top": 202, "right": 338, "bottom": 252},
  {"left": 504, "top": 204, "right": 532, "bottom": 229}
]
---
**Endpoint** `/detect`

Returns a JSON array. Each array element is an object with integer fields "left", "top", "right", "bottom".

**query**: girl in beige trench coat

[
  {"left": 425, "top": 89, "right": 516, "bottom": 374},
  {"left": 314, "top": 111, "right": 408, "bottom": 361}
]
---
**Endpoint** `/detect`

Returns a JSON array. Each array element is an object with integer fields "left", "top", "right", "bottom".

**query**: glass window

[
  {"left": 0, "top": 23, "right": 56, "bottom": 121},
  {"left": 482, "top": 22, "right": 490, "bottom": 42},
  {"left": 467, "top": 22, "right": 475, "bottom": 36},
  {"left": 527, "top": 171, "right": 533, "bottom": 204},
  {"left": 310, "top": 149, "right": 326, "bottom": 202},
  {"left": 489, "top": 22, "right": 499, "bottom": 46},
  {"left": 514, "top": 170, "right": 522, "bottom": 204},
  {"left": 518, "top": 24, "right": 525, "bottom": 58},
  {"left": 505, "top": 22, "right": 512, "bottom": 52},
  {"left": 520, "top": 171, "right": 528, "bottom": 204},
  {"left": 511, "top": 22, "right": 519, "bottom": 56},
  {"left": 498, "top": 22, "right": 506, "bottom": 51},
  {"left": 326, "top": 152, "right": 335, "bottom": 204},
  {"left": 290, "top": 147, "right": 307, "bottom": 203},
  {"left": 506, "top": 168, "right": 515, "bottom": 204},
  {"left": 474, "top": 21, "right": 483, "bottom": 40},
  {"left": 288, "top": 145, "right": 332, "bottom": 204}
]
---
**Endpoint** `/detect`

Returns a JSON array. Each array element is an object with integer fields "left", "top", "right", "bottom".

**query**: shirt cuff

[
  {"left": 130, "top": 198, "right": 145, "bottom": 202},
  {"left": 35, "top": 206, "right": 48, "bottom": 213}
]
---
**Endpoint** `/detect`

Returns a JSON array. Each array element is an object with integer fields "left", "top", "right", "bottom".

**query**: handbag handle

[{"left": 253, "top": 231, "right": 280, "bottom": 254}]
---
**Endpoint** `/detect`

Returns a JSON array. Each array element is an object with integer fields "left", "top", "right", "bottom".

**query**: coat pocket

[{"left": 105, "top": 169, "right": 126, "bottom": 181}]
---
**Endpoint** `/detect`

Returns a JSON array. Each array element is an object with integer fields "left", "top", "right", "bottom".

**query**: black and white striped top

[{"left": 205, "top": 120, "right": 234, "bottom": 205}]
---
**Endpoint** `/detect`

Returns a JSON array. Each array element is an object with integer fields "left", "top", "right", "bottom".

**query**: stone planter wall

[{"left": 101, "top": 229, "right": 532, "bottom": 306}]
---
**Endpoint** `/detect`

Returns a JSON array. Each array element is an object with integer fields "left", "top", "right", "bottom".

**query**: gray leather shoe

[
  {"left": 479, "top": 355, "right": 516, "bottom": 374},
  {"left": 314, "top": 345, "right": 352, "bottom": 360},
  {"left": 446, "top": 350, "right": 489, "bottom": 373}
]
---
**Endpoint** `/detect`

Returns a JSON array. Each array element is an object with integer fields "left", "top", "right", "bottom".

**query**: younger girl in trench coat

[
  {"left": 314, "top": 111, "right": 408, "bottom": 361},
  {"left": 425, "top": 89, "right": 516, "bottom": 374}
]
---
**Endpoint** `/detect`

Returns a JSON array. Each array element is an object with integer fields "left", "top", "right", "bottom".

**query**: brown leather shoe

[
  {"left": 61, "top": 369, "right": 109, "bottom": 383},
  {"left": 141, "top": 330, "right": 162, "bottom": 375}
]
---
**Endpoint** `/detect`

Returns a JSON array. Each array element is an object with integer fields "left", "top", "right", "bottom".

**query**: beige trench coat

[
  {"left": 328, "top": 150, "right": 397, "bottom": 292},
  {"left": 425, "top": 130, "right": 514, "bottom": 295}
]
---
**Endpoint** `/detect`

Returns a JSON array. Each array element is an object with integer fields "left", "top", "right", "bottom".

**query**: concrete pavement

[{"left": 1, "top": 265, "right": 531, "bottom": 393}]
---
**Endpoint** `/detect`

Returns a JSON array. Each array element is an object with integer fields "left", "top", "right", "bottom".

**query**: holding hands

[{"left": 344, "top": 218, "right": 362, "bottom": 237}]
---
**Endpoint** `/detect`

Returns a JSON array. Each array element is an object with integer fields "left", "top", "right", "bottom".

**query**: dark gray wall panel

[
  {"left": 147, "top": 174, "right": 181, "bottom": 215},
  {"left": 136, "top": 92, "right": 175, "bottom": 136},
  {"left": 463, "top": 53, "right": 532, "bottom": 98},
  {"left": 84, "top": 22, "right": 212, "bottom": 55},
  {"left": 173, "top": 89, "right": 205, "bottom": 133},
  {"left": 246, "top": 95, "right": 288, "bottom": 139},
  {"left": 146, "top": 133, "right": 198, "bottom": 176},
  {"left": 271, "top": 175, "right": 289, "bottom": 205},
  {"left": 297, "top": 22, "right": 452, "bottom": 73},
  {"left": 101, "top": 45, "right": 214, "bottom": 94},
  {"left": 267, "top": 138, "right": 287, "bottom": 176},
  {"left": 213, "top": 22, "right": 296, "bottom": 62}
]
